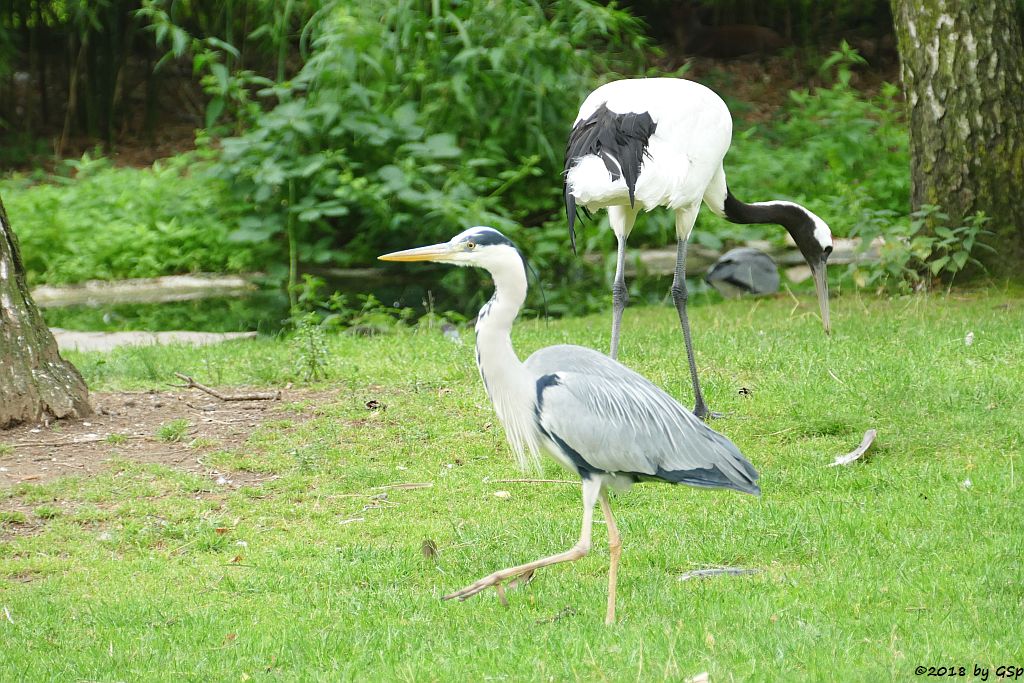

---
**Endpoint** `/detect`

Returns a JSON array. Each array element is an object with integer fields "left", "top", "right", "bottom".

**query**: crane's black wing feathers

[{"left": 563, "top": 104, "right": 657, "bottom": 252}]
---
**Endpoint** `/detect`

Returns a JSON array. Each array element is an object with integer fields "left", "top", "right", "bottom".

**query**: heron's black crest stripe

[
  {"left": 564, "top": 103, "right": 657, "bottom": 251},
  {"left": 466, "top": 229, "right": 515, "bottom": 248}
]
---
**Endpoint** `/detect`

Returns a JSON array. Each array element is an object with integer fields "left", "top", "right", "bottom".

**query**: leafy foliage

[
  {"left": 848, "top": 206, "right": 994, "bottom": 293},
  {"left": 1, "top": 153, "right": 271, "bottom": 284},
  {"left": 207, "top": 0, "right": 649, "bottom": 313}
]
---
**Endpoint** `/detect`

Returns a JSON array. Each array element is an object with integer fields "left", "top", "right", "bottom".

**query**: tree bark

[
  {"left": 890, "top": 0, "right": 1024, "bottom": 275},
  {"left": 0, "top": 196, "right": 92, "bottom": 429}
]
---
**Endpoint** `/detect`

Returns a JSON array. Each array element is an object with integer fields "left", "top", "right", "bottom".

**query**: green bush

[
  {"left": 2, "top": 153, "right": 273, "bottom": 285},
  {"left": 847, "top": 206, "right": 994, "bottom": 293},
  {"left": 207, "top": 0, "right": 649, "bottom": 313}
]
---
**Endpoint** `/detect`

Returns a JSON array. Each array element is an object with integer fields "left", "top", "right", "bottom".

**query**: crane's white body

[
  {"left": 563, "top": 78, "right": 833, "bottom": 419},
  {"left": 565, "top": 78, "right": 734, "bottom": 237}
]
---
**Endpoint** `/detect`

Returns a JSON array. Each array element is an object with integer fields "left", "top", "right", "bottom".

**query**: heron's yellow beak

[{"left": 378, "top": 243, "right": 454, "bottom": 262}]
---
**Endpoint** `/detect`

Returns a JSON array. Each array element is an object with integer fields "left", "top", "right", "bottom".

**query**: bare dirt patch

[{"left": 0, "top": 387, "right": 338, "bottom": 489}]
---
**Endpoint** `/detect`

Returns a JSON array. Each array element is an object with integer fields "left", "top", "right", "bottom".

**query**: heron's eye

[{"left": 466, "top": 241, "right": 476, "bottom": 250}]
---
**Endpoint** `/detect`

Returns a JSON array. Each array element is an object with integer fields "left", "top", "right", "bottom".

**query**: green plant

[
  {"left": 156, "top": 419, "right": 190, "bottom": 443},
  {"left": 0, "top": 510, "right": 27, "bottom": 524},
  {"left": 848, "top": 205, "right": 994, "bottom": 293},
  {"left": 290, "top": 312, "right": 329, "bottom": 382},
  {"left": 1, "top": 152, "right": 271, "bottom": 285},
  {"left": 209, "top": 0, "right": 648, "bottom": 303},
  {"left": 34, "top": 505, "right": 61, "bottom": 520},
  {"left": 106, "top": 433, "right": 129, "bottom": 445}
]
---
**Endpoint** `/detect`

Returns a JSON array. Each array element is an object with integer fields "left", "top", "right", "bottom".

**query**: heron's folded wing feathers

[{"left": 526, "top": 346, "right": 759, "bottom": 493}]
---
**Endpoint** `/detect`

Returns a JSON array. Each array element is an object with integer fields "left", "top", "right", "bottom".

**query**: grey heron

[
  {"left": 379, "top": 226, "right": 760, "bottom": 625},
  {"left": 564, "top": 77, "right": 833, "bottom": 420}
]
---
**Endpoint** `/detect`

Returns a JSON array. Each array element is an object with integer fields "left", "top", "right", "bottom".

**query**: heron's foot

[{"left": 443, "top": 567, "right": 536, "bottom": 603}]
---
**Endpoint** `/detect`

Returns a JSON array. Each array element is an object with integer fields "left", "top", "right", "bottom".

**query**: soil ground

[{"left": 0, "top": 386, "right": 336, "bottom": 491}]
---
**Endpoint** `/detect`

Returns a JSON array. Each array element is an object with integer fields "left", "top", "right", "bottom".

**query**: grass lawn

[{"left": 2, "top": 289, "right": 1023, "bottom": 681}]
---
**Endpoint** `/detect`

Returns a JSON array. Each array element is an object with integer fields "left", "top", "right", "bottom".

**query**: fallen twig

[
  {"left": 5, "top": 435, "right": 145, "bottom": 449},
  {"left": 339, "top": 517, "right": 365, "bottom": 525},
  {"left": 679, "top": 567, "right": 761, "bottom": 581},
  {"left": 172, "top": 373, "right": 280, "bottom": 401},
  {"left": 483, "top": 478, "right": 577, "bottom": 485},
  {"left": 2, "top": 605, "right": 13, "bottom": 624},
  {"left": 828, "top": 429, "right": 877, "bottom": 467}
]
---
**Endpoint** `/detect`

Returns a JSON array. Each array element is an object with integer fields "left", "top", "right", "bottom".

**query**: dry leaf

[
  {"left": 493, "top": 490, "right": 511, "bottom": 499},
  {"left": 687, "top": 672, "right": 710, "bottom": 683}
]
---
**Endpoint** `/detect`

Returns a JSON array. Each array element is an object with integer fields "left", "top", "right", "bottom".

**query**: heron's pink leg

[
  {"left": 600, "top": 489, "right": 622, "bottom": 625},
  {"left": 443, "top": 478, "right": 600, "bottom": 602}
]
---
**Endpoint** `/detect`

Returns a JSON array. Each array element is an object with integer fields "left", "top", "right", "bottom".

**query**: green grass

[{"left": 2, "top": 290, "right": 1023, "bottom": 680}]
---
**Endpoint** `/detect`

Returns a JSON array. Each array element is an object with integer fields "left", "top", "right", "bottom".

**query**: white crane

[
  {"left": 380, "top": 226, "right": 759, "bottom": 625},
  {"left": 565, "top": 77, "right": 833, "bottom": 419}
]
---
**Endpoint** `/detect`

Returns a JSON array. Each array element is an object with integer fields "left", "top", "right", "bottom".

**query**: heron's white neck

[{"left": 474, "top": 252, "right": 541, "bottom": 471}]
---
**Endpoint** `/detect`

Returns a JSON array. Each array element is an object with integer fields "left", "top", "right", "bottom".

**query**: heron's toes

[{"left": 443, "top": 568, "right": 536, "bottom": 602}]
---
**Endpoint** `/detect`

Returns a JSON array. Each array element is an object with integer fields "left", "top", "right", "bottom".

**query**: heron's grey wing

[{"left": 525, "top": 346, "right": 759, "bottom": 494}]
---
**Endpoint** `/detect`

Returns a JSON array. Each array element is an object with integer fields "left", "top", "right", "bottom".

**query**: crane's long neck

[
  {"left": 722, "top": 189, "right": 829, "bottom": 261},
  {"left": 474, "top": 253, "right": 541, "bottom": 470}
]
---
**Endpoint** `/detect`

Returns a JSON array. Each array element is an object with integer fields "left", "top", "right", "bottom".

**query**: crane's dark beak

[
  {"left": 811, "top": 258, "right": 831, "bottom": 336},
  {"left": 378, "top": 243, "right": 455, "bottom": 262}
]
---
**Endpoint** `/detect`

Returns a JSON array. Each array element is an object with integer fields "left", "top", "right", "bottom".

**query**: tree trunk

[
  {"left": 890, "top": 0, "right": 1024, "bottom": 276},
  {"left": 0, "top": 196, "right": 92, "bottom": 429}
]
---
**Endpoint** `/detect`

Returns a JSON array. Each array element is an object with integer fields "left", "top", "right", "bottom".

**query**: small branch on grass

[
  {"left": 6, "top": 435, "right": 145, "bottom": 449},
  {"left": 171, "top": 373, "right": 281, "bottom": 402},
  {"left": 483, "top": 478, "right": 577, "bottom": 485},
  {"left": 339, "top": 517, "right": 365, "bottom": 525},
  {"left": 828, "top": 429, "right": 877, "bottom": 467},
  {"left": 2, "top": 605, "right": 13, "bottom": 624},
  {"left": 678, "top": 568, "right": 761, "bottom": 581}
]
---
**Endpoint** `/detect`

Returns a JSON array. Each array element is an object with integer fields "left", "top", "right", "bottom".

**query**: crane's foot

[
  {"left": 443, "top": 567, "right": 536, "bottom": 602},
  {"left": 693, "top": 403, "right": 724, "bottom": 422}
]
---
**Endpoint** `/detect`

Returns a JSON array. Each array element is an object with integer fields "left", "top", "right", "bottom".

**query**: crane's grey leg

[
  {"left": 443, "top": 477, "right": 601, "bottom": 603},
  {"left": 610, "top": 234, "right": 628, "bottom": 359},
  {"left": 672, "top": 207, "right": 718, "bottom": 420},
  {"left": 608, "top": 206, "right": 637, "bottom": 360},
  {"left": 599, "top": 488, "right": 621, "bottom": 625}
]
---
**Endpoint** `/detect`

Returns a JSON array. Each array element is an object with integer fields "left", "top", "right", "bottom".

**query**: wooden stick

[
  {"left": 5, "top": 435, "right": 146, "bottom": 449},
  {"left": 484, "top": 478, "right": 577, "bottom": 485},
  {"left": 679, "top": 567, "right": 761, "bottom": 581},
  {"left": 172, "top": 373, "right": 280, "bottom": 401}
]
